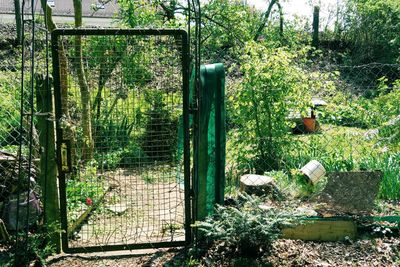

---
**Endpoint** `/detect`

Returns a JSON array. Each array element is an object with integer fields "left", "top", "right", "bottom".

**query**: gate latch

[{"left": 60, "top": 140, "right": 71, "bottom": 173}]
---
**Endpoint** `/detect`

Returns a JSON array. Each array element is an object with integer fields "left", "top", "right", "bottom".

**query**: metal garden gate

[{"left": 51, "top": 29, "right": 190, "bottom": 252}]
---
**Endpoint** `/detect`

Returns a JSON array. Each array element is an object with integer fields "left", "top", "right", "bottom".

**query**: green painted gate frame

[{"left": 51, "top": 28, "right": 191, "bottom": 253}]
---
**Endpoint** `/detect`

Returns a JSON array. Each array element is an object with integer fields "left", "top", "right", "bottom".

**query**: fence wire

[
  {"left": 225, "top": 61, "right": 400, "bottom": 216},
  {"left": 0, "top": 3, "right": 50, "bottom": 265},
  {"left": 53, "top": 31, "right": 186, "bottom": 251}
]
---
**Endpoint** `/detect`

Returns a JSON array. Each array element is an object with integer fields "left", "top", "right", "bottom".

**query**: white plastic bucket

[{"left": 301, "top": 160, "right": 326, "bottom": 185}]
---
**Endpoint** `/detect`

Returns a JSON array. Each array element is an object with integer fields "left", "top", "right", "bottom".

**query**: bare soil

[
  {"left": 45, "top": 237, "right": 400, "bottom": 266},
  {"left": 69, "top": 167, "right": 185, "bottom": 248}
]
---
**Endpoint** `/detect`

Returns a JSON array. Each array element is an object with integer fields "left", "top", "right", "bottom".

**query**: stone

[
  {"left": 2, "top": 191, "right": 42, "bottom": 230},
  {"left": 106, "top": 203, "right": 129, "bottom": 215},
  {"left": 240, "top": 174, "right": 279, "bottom": 197}
]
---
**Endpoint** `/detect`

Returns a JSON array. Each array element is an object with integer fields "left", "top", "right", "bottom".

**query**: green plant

[
  {"left": 95, "top": 149, "right": 123, "bottom": 171},
  {"left": 66, "top": 162, "right": 106, "bottom": 212},
  {"left": 230, "top": 43, "right": 313, "bottom": 173},
  {"left": 95, "top": 116, "right": 134, "bottom": 153},
  {"left": 320, "top": 101, "right": 374, "bottom": 128},
  {"left": 141, "top": 89, "right": 179, "bottom": 162},
  {"left": 119, "top": 141, "right": 148, "bottom": 167},
  {"left": 342, "top": 0, "right": 400, "bottom": 64},
  {"left": 0, "top": 72, "right": 21, "bottom": 146},
  {"left": 195, "top": 194, "right": 294, "bottom": 257},
  {"left": 6, "top": 223, "right": 61, "bottom": 267},
  {"left": 360, "top": 152, "right": 400, "bottom": 200}
]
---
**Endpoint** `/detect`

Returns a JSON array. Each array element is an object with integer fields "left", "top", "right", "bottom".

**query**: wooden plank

[{"left": 282, "top": 220, "right": 357, "bottom": 241}]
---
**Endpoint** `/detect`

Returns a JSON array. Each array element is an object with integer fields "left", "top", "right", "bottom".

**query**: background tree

[
  {"left": 72, "top": 0, "right": 94, "bottom": 161},
  {"left": 341, "top": 0, "right": 400, "bottom": 64}
]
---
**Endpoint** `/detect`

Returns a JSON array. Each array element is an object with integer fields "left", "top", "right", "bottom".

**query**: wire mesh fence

[
  {"left": 52, "top": 30, "right": 189, "bottom": 251},
  {"left": 0, "top": 2, "right": 56, "bottom": 265},
  {"left": 225, "top": 59, "right": 400, "bottom": 216}
]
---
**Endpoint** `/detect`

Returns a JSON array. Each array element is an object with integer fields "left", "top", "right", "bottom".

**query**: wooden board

[{"left": 282, "top": 220, "right": 357, "bottom": 241}]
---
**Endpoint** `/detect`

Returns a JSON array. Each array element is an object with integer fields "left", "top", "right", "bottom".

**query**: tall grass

[{"left": 359, "top": 152, "right": 400, "bottom": 200}]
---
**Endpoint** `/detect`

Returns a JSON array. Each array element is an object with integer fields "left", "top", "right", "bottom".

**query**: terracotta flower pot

[{"left": 302, "top": 117, "right": 316, "bottom": 133}]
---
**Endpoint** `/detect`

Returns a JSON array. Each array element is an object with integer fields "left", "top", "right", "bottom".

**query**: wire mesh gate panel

[{"left": 51, "top": 29, "right": 190, "bottom": 252}]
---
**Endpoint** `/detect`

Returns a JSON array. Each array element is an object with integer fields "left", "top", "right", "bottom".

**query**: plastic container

[{"left": 301, "top": 160, "right": 326, "bottom": 185}]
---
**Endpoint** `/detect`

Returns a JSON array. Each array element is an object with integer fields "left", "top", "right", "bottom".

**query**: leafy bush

[
  {"left": 95, "top": 149, "right": 124, "bottom": 170},
  {"left": 94, "top": 116, "right": 134, "bottom": 153},
  {"left": 141, "top": 90, "right": 179, "bottom": 162},
  {"left": 119, "top": 141, "right": 148, "bottom": 167},
  {"left": 230, "top": 43, "right": 313, "bottom": 173},
  {"left": 320, "top": 101, "right": 374, "bottom": 128},
  {"left": 195, "top": 194, "right": 294, "bottom": 257},
  {"left": 95, "top": 142, "right": 148, "bottom": 170},
  {"left": 0, "top": 72, "right": 20, "bottom": 146},
  {"left": 66, "top": 161, "right": 106, "bottom": 211},
  {"left": 343, "top": 0, "right": 400, "bottom": 64}
]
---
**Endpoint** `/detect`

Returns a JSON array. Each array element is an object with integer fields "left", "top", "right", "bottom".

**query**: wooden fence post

[
  {"left": 312, "top": 6, "right": 320, "bottom": 49},
  {"left": 35, "top": 74, "right": 60, "bottom": 252}
]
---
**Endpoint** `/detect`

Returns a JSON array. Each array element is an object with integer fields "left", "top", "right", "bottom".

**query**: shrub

[
  {"left": 0, "top": 72, "right": 21, "bottom": 146},
  {"left": 230, "top": 43, "right": 313, "bottom": 173},
  {"left": 94, "top": 116, "right": 134, "bottom": 153},
  {"left": 141, "top": 89, "right": 178, "bottom": 162},
  {"left": 195, "top": 194, "right": 295, "bottom": 257},
  {"left": 119, "top": 141, "right": 148, "bottom": 167}
]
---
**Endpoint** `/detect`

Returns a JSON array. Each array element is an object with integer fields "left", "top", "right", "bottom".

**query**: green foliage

[
  {"left": 0, "top": 72, "right": 20, "bottom": 145},
  {"left": 95, "top": 116, "right": 134, "bottom": 153},
  {"left": 320, "top": 78, "right": 400, "bottom": 130},
  {"left": 119, "top": 141, "right": 148, "bottom": 167},
  {"left": 5, "top": 223, "right": 60, "bottom": 267},
  {"left": 200, "top": 0, "right": 260, "bottom": 57},
  {"left": 343, "top": 0, "right": 400, "bottom": 63},
  {"left": 360, "top": 152, "right": 400, "bottom": 200},
  {"left": 264, "top": 170, "right": 323, "bottom": 199},
  {"left": 118, "top": 0, "right": 162, "bottom": 28},
  {"left": 95, "top": 149, "right": 124, "bottom": 170},
  {"left": 66, "top": 162, "right": 106, "bottom": 212},
  {"left": 230, "top": 42, "right": 312, "bottom": 173},
  {"left": 320, "top": 100, "right": 375, "bottom": 128},
  {"left": 141, "top": 89, "right": 179, "bottom": 162},
  {"left": 195, "top": 194, "right": 294, "bottom": 256}
]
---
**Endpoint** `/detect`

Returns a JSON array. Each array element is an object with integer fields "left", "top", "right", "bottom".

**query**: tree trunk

[
  {"left": 73, "top": 0, "right": 94, "bottom": 161},
  {"left": 277, "top": 2, "right": 284, "bottom": 37},
  {"left": 253, "top": 0, "right": 278, "bottom": 41},
  {"left": 40, "top": 0, "right": 76, "bottom": 165}
]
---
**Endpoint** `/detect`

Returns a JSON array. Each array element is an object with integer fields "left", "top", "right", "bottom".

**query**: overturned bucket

[{"left": 301, "top": 160, "right": 326, "bottom": 185}]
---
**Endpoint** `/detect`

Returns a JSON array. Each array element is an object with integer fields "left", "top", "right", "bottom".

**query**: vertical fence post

[
  {"left": 14, "top": 0, "right": 22, "bottom": 45},
  {"left": 35, "top": 74, "right": 60, "bottom": 252},
  {"left": 312, "top": 6, "right": 320, "bottom": 49}
]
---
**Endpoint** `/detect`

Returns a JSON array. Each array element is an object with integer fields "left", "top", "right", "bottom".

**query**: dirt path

[{"left": 69, "top": 167, "right": 185, "bottom": 248}]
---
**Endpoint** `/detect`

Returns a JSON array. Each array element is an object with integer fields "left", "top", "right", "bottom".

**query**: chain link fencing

[
  {"left": 0, "top": 3, "right": 52, "bottom": 264},
  {"left": 225, "top": 60, "right": 400, "bottom": 217}
]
